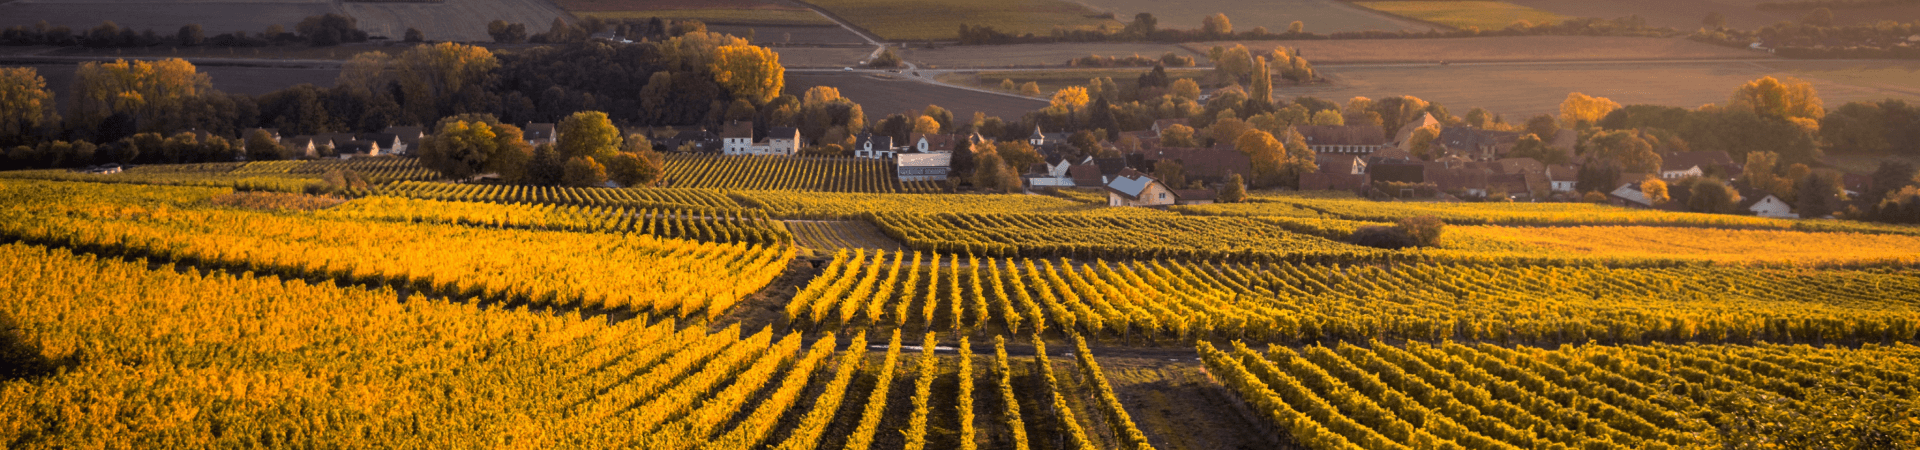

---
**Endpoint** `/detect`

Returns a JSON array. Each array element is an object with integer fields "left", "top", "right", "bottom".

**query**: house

[
  {"left": 1171, "top": 189, "right": 1217, "bottom": 205},
  {"left": 1105, "top": 169, "right": 1180, "bottom": 207},
  {"left": 853, "top": 133, "right": 896, "bottom": 159},
  {"left": 1316, "top": 154, "right": 1367, "bottom": 175},
  {"left": 1435, "top": 127, "right": 1520, "bottom": 160},
  {"left": 765, "top": 127, "right": 802, "bottom": 155},
  {"left": 720, "top": 122, "right": 754, "bottom": 154},
  {"left": 1070, "top": 157, "right": 1131, "bottom": 187},
  {"left": 380, "top": 126, "right": 425, "bottom": 155},
  {"left": 908, "top": 133, "right": 956, "bottom": 153},
  {"left": 335, "top": 139, "right": 382, "bottom": 159},
  {"left": 1301, "top": 172, "right": 1370, "bottom": 193},
  {"left": 1493, "top": 157, "right": 1545, "bottom": 175},
  {"left": 363, "top": 133, "right": 405, "bottom": 156},
  {"left": 524, "top": 123, "right": 557, "bottom": 146},
  {"left": 1744, "top": 193, "right": 1798, "bottom": 218},
  {"left": 897, "top": 152, "right": 951, "bottom": 181},
  {"left": 1029, "top": 155, "right": 1081, "bottom": 187},
  {"left": 1660, "top": 151, "right": 1735, "bottom": 179},
  {"left": 1028, "top": 126, "right": 1070, "bottom": 149},
  {"left": 1139, "top": 147, "right": 1252, "bottom": 185},
  {"left": 1295, "top": 125, "right": 1388, "bottom": 154},
  {"left": 1371, "top": 162, "right": 1427, "bottom": 183},
  {"left": 285, "top": 136, "right": 319, "bottom": 158},
  {"left": 1608, "top": 182, "right": 1655, "bottom": 208},
  {"left": 1546, "top": 165, "right": 1578, "bottom": 193},
  {"left": 1391, "top": 112, "right": 1439, "bottom": 151},
  {"left": 720, "top": 122, "right": 802, "bottom": 156},
  {"left": 1428, "top": 167, "right": 1491, "bottom": 197},
  {"left": 1485, "top": 172, "right": 1534, "bottom": 199},
  {"left": 81, "top": 164, "right": 123, "bottom": 174}
]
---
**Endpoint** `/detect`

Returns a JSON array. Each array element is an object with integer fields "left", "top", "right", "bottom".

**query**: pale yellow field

[
  {"left": 1353, "top": 1, "right": 1566, "bottom": 30},
  {"left": 1443, "top": 225, "right": 1920, "bottom": 266}
]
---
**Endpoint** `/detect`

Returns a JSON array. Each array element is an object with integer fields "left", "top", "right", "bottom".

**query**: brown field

[
  {"left": 25, "top": 63, "right": 341, "bottom": 110},
  {"left": 552, "top": 0, "right": 801, "bottom": 12},
  {"left": 0, "top": 0, "right": 335, "bottom": 36},
  {"left": 785, "top": 72, "right": 1047, "bottom": 120},
  {"left": 1287, "top": 59, "right": 1920, "bottom": 119},
  {"left": 771, "top": 46, "right": 874, "bottom": 67},
  {"left": 901, "top": 42, "right": 1200, "bottom": 68},
  {"left": 1191, "top": 35, "right": 1767, "bottom": 64},
  {"left": 806, "top": 0, "right": 1122, "bottom": 41},
  {"left": 344, "top": 0, "right": 569, "bottom": 42},
  {"left": 937, "top": 67, "right": 1210, "bottom": 95},
  {"left": 1070, "top": 0, "right": 1429, "bottom": 33},
  {"left": 708, "top": 24, "right": 866, "bottom": 45},
  {"left": 1503, "top": 0, "right": 1919, "bottom": 30}
]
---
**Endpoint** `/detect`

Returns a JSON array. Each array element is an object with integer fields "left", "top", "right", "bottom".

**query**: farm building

[
  {"left": 908, "top": 133, "right": 956, "bottom": 153},
  {"left": 1547, "top": 165, "right": 1578, "bottom": 193},
  {"left": 722, "top": 122, "right": 803, "bottom": 156},
  {"left": 1392, "top": 112, "right": 1440, "bottom": 150},
  {"left": 1028, "top": 155, "right": 1080, "bottom": 188},
  {"left": 1660, "top": 151, "right": 1736, "bottom": 179},
  {"left": 1104, "top": 169, "right": 1179, "bottom": 207},
  {"left": 1316, "top": 154, "right": 1368, "bottom": 175},
  {"left": 524, "top": 123, "right": 557, "bottom": 146},
  {"left": 853, "top": 133, "right": 896, "bottom": 159},
  {"left": 1296, "top": 125, "right": 1388, "bottom": 154},
  {"left": 381, "top": 126, "right": 425, "bottom": 155},
  {"left": 1436, "top": 127, "right": 1520, "bottom": 161},
  {"left": 897, "top": 152, "right": 951, "bottom": 181}
]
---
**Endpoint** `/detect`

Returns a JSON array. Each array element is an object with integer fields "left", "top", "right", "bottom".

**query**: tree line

[
  {"left": 0, "top": 14, "right": 399, "bottom": 49},
  {"left": 1692, "top": 11, "right": 1920, "bottom": 58}
]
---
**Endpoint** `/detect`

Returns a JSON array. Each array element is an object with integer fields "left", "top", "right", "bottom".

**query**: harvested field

[
  {"left": 553, "top": 0, "right": 799, "bottom": 12},
  {"left": 805, "top": 0, "right": 1122, "bottom": 41},
  {"left": 1285, "top": 59, "right": 1920, "bottom": 120},
  {"left": 785, "top": 72, "right": 1047, "bottom": 120},
  {"left": 1070, "top": 0, "right": 1428, "bottom": 33},
  {"left": 0, "top": 0, "right": 335, "bottom": 36},
  {"left": 901, "top": 42, "right": 1198, "bottom": 69},
  {"left": 1189, "top": 36, "right": 1766, "bottom": 64},
  {"left": 25, "top": 64, "right": 341, "bottom": 110},
  {"left": 1506, "top": 0, "right": 1797, "bottom": 29},
  {"left": 344, "top": 0, "right": 569, "bottom": 42},
  {"left": 707, "top": 24, "right": 866, "bottom": 45},
  {"left": 939, "top": 67, "right": 1210, "bottom": 95},
  {"left": 771, "top": 46, "right": 874, "bottom": 67},
  {"left": 1353, "top": 1, "right": 1567, "bottom": 30},
  {"left": 579, "top": 9, "right": 833, "bottom": 25}
]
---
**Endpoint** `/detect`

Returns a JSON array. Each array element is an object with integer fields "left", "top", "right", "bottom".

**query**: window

[{"left": 1158, "top": 193, "right": 1167, "bottom": 199}]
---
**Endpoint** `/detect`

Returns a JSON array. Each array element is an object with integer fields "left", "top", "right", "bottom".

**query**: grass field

[
  {"left": 1353, "top": 1, "right": 1567, "bottom": 30},
  {"left": 1071, "top": 0, "right": 1427, "bottom": 33},
  {"left": 580, "top": 9, "right": 834, "bottom": 25},
  {"left": 804, "top": 0, "right": 1123, "bottom": 41}
]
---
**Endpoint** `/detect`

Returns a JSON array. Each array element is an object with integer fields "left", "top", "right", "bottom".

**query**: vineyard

[
  {"left": 659, "top": 154, "right": 946, "bottom": 193},
  {"left": 5, "top": 161, "right": 1920, "bottom": 448},
  {"left": 781, "top": 249, "right": 1920, "bottom": 345}
]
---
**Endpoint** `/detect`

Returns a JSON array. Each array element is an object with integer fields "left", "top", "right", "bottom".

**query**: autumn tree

[
  {"left": 1249, "top": 56, "right": 1272, "bottom": 109},
  {"left": 69, "top": 59, "right": 213, "bottom": 135},
  {"left": 1743, "top": 151, "right": 1793, "bottom": 198},
  {"left": 996, "top": 140, "right": 1041, "bottom": 173},
  {"left": 1171, "top": 79, "right": 1201, "bottom": 101},
  {"left": 1238, "top": 130, "right": 1285, "bottom": 188},
  {"left": 419, "top": 115, "right": 530, "bottom": 181},
  {"left": 1640, "top": 177, "right": 1670, "bottom": 205},
  {"left": 1019, "top": 82, "right": 1041, "bottom": 96},
  {"left": 1559, "top": 92, "right": 1621, "bottom": 129},
  {"left": 1507, "top": 133, "right": 1568, "bottom": 165},
  {"left": 562, "top": 156, "right": 608, "bottom": 187},
  {"left": 1161, "top": 124, "right": 1197, "bottom": 147},
  {"left": 1310, "top": 109, "right": 1343, "bottom": 126},
  {"left": 1729, "top": 76, "right": 1824, "bottom": 122},
  {"left": 1407, "top": 125, "right": 1440, "bottom": 160},
  {"left": 1051, "top": 86, "right": 1089, "bottom": 110},
  {"left": 922, "top": 105, "right": 954, "bottom": 133},
  {"left": 1202, "top": 13, "right": 1232, "bottom": 36},
  {"left": 1795, "top": 170, "right": 1846, "bottom": 218},
  {"left": 1154, "top": 159, "right": 1187, "bottom": 189},
  {"left": 870, "top": 47, "right": 902, "bottom": 68},
  {"left": 244, "top": 129, "right": 289, "bottom": 161},
  {"left": 1689, "top": 178, "right": 1743, "bottom": 214},
  {"left": 1397, "top": 215, "right": 1445, "bottom": 247},
  {"left": 972, "top": 151, "right": 1021, "bottom": 193},
  {"left": 556, "top": 110, "right": 621, "bottom": 161},
  {"left": 710, "top": 43, "right": 784, "bottom": 104},
  {"left": 1525, "top": 114, "right": 1559, "bottom": 141},
  {"left": 387, "top": 43, "right": 498, "bottom": 125},
  {"left": 1219, "top": 173, "right": 1248, "bottom": 202},
  {"left": 605, "top": 143, "right": 662, "bottom": 187},
  {"left": 1583, "top": 130, "right": 1661, "bottom": 173},
  {"left": 0, "top": 67, "right": 55, "bottom": 145}
]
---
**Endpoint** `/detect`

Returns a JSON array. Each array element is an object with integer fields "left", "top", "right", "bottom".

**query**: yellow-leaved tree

[
  {"left": 709, "top": 44, "right": 784, "bottom": 105},
  {"left": 1559, "top": 92, "right": 1621, "bottom": 129},
  {"left": 395, "top": 43, "right": 498, "bottom": 125},
  {"left": 0, "top": 67, "right": 56, "bottom": 141},
  {"left": 69, "top": 59, "right": 212, "bottom": 133}
]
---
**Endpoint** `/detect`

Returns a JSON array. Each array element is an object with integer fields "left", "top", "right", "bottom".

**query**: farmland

[
  {"left": 1071, "top": 0, "right": 1428, "bottom": 33},
  {"left": 1508, "top": 0, "right": 1920, "bottom": 30},
  {"left": 938, "top": 68, "right": 1209, "bottom": 96},
  {"left": 1187, "top": 36, "right": 1765, "bottom": 64},
  {"left": 786, "top": 72, "right": 1047, "bottom": 119},
  {"left": 902, "top": 42, "right": 1200, "bottom": 68},
  {"left": 803, "top": 0, "right": 1123, "bottom": 41},
  {"left": 1352, "top": 1, "right": 1568, "bottom": 31},
  {"left": 0, "top": 0, "right": 334, "bottom": 36}
]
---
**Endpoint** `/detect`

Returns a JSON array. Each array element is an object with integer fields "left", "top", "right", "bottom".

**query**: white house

[
  {"left": 1028, "top": 155, "right": 1082, "bottom": 187},
  {"left": 1105, "top": 169, "right": 1177, "bottom": 207},
  {"left": 1746, "top": 194, "right": 1798, "bottom": 218},
  {"left": 898, "top": 152, "right": 951, "bottom": 181},
  {"left": 909, "top": 133, "right": 956, "bottom": 153},
  {"left": 1547, "top": 165, "right": 1577, "bottom": 193},
  {"left": 1659, "top": 151, "right": 1734, "bottom": 179},
  {"left": 720, "top": 122, "right": 754, "bottom": 154},
  {"left": 721, "top": 122, "right": 802, "bottom": 156},
  {"left": 853, "top": 133, "right": 895, "bottom": 159}
]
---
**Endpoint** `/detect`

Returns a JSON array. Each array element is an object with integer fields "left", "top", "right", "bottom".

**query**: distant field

[
  {"left": 939, "top": 68, "right": 1209, "bottom": 94},
  {"left": 344, "top": 0, "right": 568, "bottom": 42},
  {"left": 1071, "top": 0, "right": 1427, "bottom": 33},
  {"left": 1285, "top": 59, "right": 1920, "bottom": 120},
  {"left": 786, "top": 72, "right": 1046, "bottom": 120},
  {"left": 1353, "top": 1, "right": 1567, "bottom": 30},
  {"left": 1508, "top": 0, "right": 1918, "bottom": 30},
  {"left": 554, "top": 0, "right": 800, "bottom": 12},
  {"left": 902, "top": 42, "right": 1197, "bottom": 68},
  {"left": 1445, "top": 225, "right": 1920, "bottom": 265},
  {"left": 1189, "top": 36, "right": 1764, "bottom": 64},
  {"left": 804, "top": 0, "right": 1122, "bottom": 41},
  {"left": 579, "top": 9, "right": 833, "bottom": 25},
  {"left": 770, "top": 46, "right": 873, "bottom": 67},
  {"left": 0, "top": 1, "right": 333, "bottom": 36}
]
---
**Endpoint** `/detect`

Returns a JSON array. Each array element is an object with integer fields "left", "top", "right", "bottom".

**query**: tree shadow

[{"left": 0, "top": 312, "right": 76, "bottom": 382}]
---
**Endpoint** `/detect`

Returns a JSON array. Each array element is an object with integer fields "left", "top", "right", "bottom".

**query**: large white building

[{"left": 720, "top": 122, "right": 803, "bottom": 156}]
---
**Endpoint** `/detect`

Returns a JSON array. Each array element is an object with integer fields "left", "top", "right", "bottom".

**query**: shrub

[{"left": 1349, "top": 226, "right": 1416, "bottom": 249}]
